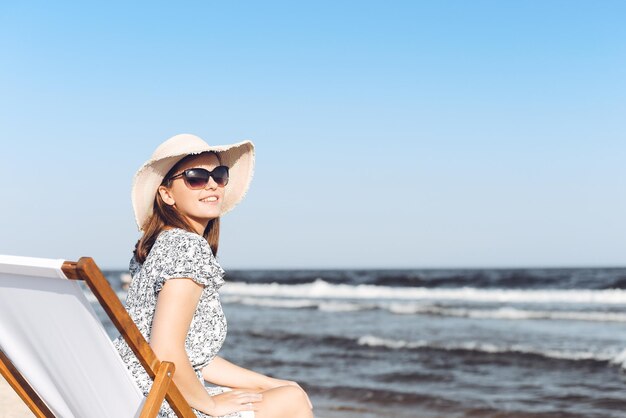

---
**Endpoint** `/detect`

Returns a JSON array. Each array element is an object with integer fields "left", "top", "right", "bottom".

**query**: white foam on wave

[
  {"left": 358, "top": 335, "right": 429, "bottom": 350},
  {"left": 222, "top": 292, "right": 626, "bottom": 323},
  {"left": 222, "top": 295, "right": 374, "bottom": 312},
  {"left": 357, "top": 335, "right": 626, "bottom": 368},
  {"left": 318, "top": 301, "right": 371, "bottom": 312},
  {"left": 221, "top": 296, "right": 319, "bottom": 309},
  {"left": 610, "top": 348, "right": 626, "bottom": 369},
  {"left": 387, "top": 304, "right": 626, "bottom": 323},
  {"left": 221, "top": 279, "right": 626, "bottom": 305}
]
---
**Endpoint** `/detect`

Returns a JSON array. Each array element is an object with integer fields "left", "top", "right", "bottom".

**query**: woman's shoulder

[
  {"left": 155, "top": 227, "right": 207, "bottom": 247},
  {"left": 147, "top": 227, "right": 225, "bottom": 290},
  {"left": 149, "top": 227, "right": 214, "bottom": 261}
]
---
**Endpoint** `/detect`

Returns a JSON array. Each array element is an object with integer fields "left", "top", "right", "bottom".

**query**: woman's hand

[
  {"left": 262, "top": 377, "right": 313, "bottom": 409},
  {"left": 207, "top": 390, "right": 263, "bottom": 416}
]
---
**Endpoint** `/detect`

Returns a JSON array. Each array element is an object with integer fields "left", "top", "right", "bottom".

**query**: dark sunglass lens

[
  {"left": 212, "top": 166, "right": 229, "bottom": 186},
  {"left": 184, "top": 169, "right": 210, "bottom": 189}
]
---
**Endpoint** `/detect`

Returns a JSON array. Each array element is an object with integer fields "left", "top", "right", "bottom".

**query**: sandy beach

[{"left": 0, "top": 374, "right": 33, "bottom": 417}]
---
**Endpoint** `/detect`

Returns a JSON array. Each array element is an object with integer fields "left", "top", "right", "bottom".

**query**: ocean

[{"left": 97, "top": 268, "right": 626, "bottom": 418}]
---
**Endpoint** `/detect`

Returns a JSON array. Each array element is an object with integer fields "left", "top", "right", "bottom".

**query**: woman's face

[{"left": 158, "top": 152, "right": 225, "bottom": 234}]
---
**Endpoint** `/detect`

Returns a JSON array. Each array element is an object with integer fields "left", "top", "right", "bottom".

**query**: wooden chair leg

[
  {"left": 0, "top": 350, "right": 55, "bottom": 418},
  {"left": 140, "top": 361, "right": 176, "bottom": 418}
]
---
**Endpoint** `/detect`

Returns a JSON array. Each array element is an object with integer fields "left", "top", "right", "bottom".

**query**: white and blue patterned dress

[{"left": 113, "top": 227, "right": 243, "bottom": 418}]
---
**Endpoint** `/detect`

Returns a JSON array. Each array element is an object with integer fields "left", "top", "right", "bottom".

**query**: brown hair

[{"left": 133, "top": 152, "right": 221, "bottom": 263}]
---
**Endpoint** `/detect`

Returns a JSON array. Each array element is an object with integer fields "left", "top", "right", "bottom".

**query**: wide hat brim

[{"left": 132, "top": 133, "right": 255, "bottom": 231}]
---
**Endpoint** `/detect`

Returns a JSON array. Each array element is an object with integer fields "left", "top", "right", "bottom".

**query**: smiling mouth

[{"left": 200, "top": 196, "right": 219, "bottom": 203}]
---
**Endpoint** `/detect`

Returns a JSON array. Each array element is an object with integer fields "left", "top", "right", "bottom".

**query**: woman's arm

[
  {"left": 201, "top": 355, "right": 274, "bottom": 389},
  {"left": 202, "top": 356, "right": 313, "bottom": 409},
  {"left": 151, "top": 279, "right": 262, "bottom": 415}
]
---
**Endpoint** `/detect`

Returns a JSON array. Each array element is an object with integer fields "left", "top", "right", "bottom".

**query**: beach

[{"left": 1, "top": 374, "right": 32, "bottom": 418}]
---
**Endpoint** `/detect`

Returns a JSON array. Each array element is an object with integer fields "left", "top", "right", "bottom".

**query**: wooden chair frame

[{"left": 0, "top": 257, "right": 196, "bottom": 418}]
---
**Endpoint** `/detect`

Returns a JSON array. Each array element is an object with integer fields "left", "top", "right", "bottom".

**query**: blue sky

[{"left": 1, "top": 1, "right": 625, "bottom": 269}]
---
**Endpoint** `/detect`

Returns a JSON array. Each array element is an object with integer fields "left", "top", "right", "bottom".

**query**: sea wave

[
  {"left": 220, "top": 279, "right": 626, "bottom": 305},
  {"left": 386, "top": 304, "right": 626, "bottom": 322},
  {"left": 356, "top": 335, "right": 626, "bottom": 369},
  {"left": 240, "top": 328, "right": 626, "bottom": 370},
  {"left": 221, "top": 296, "right": 375, "bottom": 312},
  {"left": 221, "top": 295, "right": 626, "bottom": 322}
]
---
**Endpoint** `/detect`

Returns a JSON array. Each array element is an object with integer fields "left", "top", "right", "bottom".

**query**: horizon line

[{"left": 100, "top": 264, "right": 626, "bottom": 272}]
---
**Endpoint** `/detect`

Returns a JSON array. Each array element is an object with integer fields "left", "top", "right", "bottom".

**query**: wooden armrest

[{"left": 140, "top": 361, "right": 176, "bottom": 418}]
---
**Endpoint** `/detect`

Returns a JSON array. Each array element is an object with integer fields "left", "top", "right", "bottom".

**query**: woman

[{"left": 113, "top": 134, "right": 313, "bottom": 418}]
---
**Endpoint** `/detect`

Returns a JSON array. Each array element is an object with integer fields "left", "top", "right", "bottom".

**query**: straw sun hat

[{"left": 132, "top": 133, "right": 255, "bottom": 231}]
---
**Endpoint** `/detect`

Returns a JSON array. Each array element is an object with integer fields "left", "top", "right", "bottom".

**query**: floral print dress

[{"left": 113, "top": 228, "right": 244, "bottom": 418}]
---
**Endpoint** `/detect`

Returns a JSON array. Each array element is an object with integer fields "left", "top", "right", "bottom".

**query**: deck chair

[{"left": 0, "top": 255, "right": 196, "bottom": 418}]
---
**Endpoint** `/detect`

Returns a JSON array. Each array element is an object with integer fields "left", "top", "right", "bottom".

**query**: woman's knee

[
  {"left": 255, "top": 385, "right": 311, "bottom": 417},
  {"left": 282, "top": 385, "right": 309, "bottom": 406}
]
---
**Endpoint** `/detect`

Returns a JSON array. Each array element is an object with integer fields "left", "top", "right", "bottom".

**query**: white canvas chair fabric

[{"left": 0, "top": 255, "right": 145, "bottom": 418}]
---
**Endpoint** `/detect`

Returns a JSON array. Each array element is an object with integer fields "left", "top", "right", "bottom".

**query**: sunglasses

[{"left": 167, "top": 166, "right": 230, "bottom": 189}]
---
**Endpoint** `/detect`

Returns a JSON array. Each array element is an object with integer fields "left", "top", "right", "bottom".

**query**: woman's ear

[{"left": 158, "top": 185, "right": 176, "bottom": 206}]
